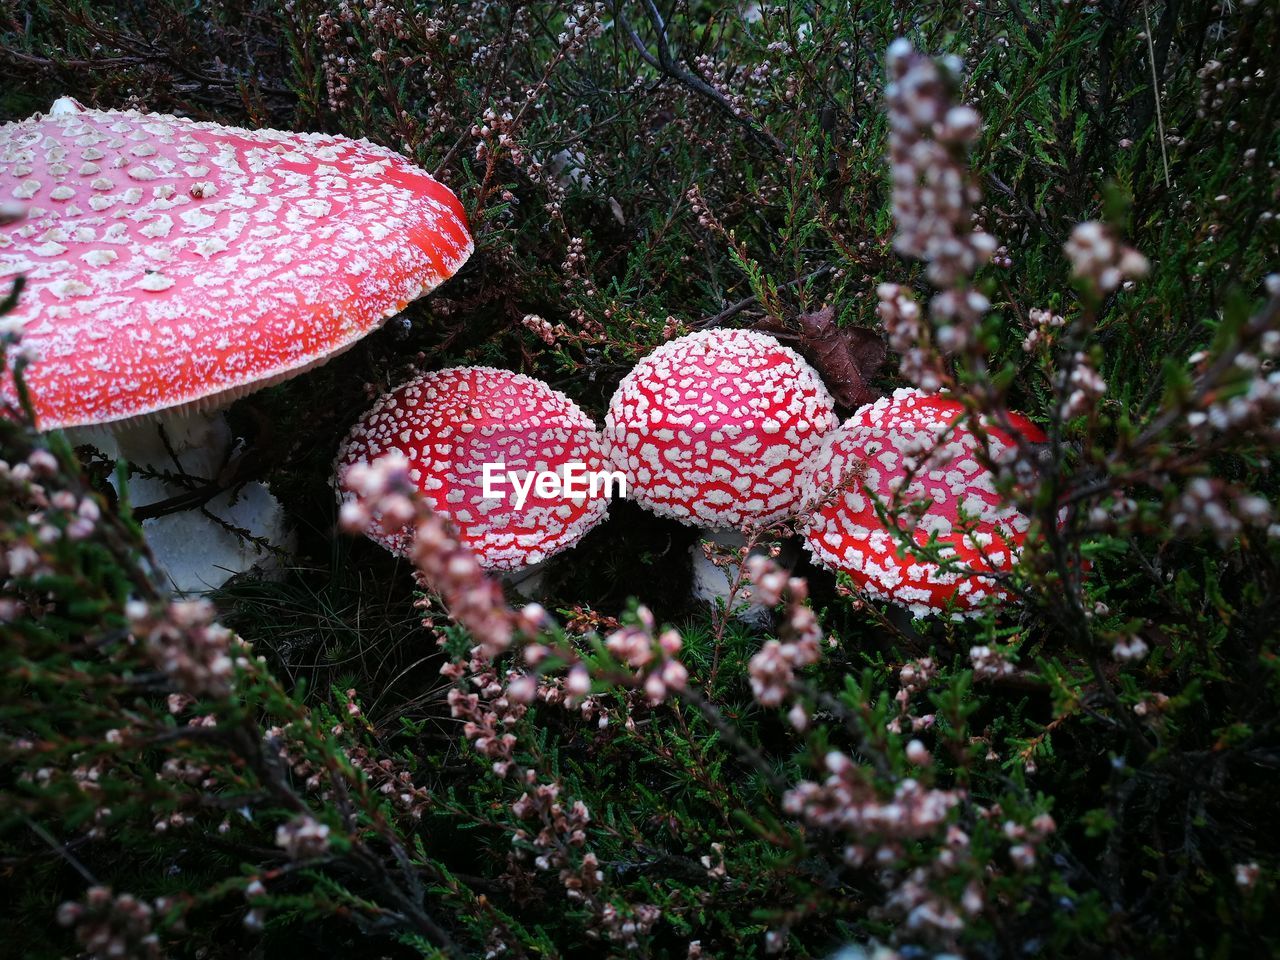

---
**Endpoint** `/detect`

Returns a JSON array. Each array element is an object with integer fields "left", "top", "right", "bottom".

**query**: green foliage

[{"left": 2, "top": 0, "right": 1280, "bottom": 958}]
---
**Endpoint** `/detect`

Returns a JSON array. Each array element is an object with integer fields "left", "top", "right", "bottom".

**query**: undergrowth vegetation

[{"left": 2, "top": 0, "right": 1279, "bottom": 957}]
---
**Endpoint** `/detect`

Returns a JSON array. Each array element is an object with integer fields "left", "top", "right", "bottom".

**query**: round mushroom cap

[
  {"left": 0, "top": 100, "right": 472, "bottom": 430},
  {"left": 335, "top": 367, "right": 610, "bottom": 570},
  {"left": 800, "top": 388, "right": 1047, "bottom": 619},
  {"left": 602, "top": 328, "right": 838, "bottom": 529}
]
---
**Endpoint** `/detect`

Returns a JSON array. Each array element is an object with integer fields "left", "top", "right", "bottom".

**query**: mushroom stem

[
  {"left": 498, "top": 561, "right": 548, "bottom": 601},
  {"left": 690, "top": 529, "right": 773, "bottom": 626},
  {"left": 66, "top": 410, "right": 291, "bottom": 594}
]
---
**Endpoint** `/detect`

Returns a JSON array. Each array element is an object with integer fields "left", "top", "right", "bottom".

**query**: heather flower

[
  {"left": 884, "top": 41, "right": 996, "bottom": 287},
  {"left": 746, "top": 591, "right": 821, "bottom": 708},
  {"left": 1235, "top": 862, "right": 1261, "bottom": 890},
  {"left": 881, "top": 40, "right": 998, "bottom": 381},
  {"left": 899, "top": 657, "right": 937, "bottom": 694},
  {"left": 126, "top": 599, "right": 250, "bottom": 699},
  {"left": 784, "top": 758, "right": 962, "bottom": 840},
  {"left": 1111, "top": 635, "right": 1150, "bottom": 662},
  {"left": 1061, "top": 352, "right": 1108, "bottom": 417},
  {"left": 1022, "top": 307, "right": 1066, "bottom": 353},
  {"left": 906, "top": 739, "right": 932, "bottom": 767},
  {"left": 1064, "top": 221, "right": 1149, "bottom": 294},
  {"left": 596, "top": 901, "right": 662, "bottom": 950},
  {"left": 343, "top": 454, "right": 517, "bottom": 658},
  {"left": 744, "top": 555, "right": 788, "bottom": 607},
  {"left": 275, "top": 815, "right": 332, "bottom": 860},
  {"left": 57, "top": 887, "right": 162, "bottom": 960},
  {"left": 605, "top": 623, "right": 653, "bottom": 667},
  {"left": 1169, "top": 477, "right": 1272, "bottom": 546},
  {"left": 970, "top": 645, "right": 1015, "bottom": 679},
  {"left": 745, "top": 559, "right": 824, "bottom": 705}
]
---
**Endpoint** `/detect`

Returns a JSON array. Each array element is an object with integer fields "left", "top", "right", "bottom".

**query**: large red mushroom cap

[
  {"left": 0, "top": 100, "right": 472, "bottom": 430},
  {"left": 335, "top": 367, "right": 610, "bottom": 570},
  {"left": 801, "top": 388, "right": 1046, "bottom": 619},
  {"left": 602, "top": 329, "right": 838, "bottom": 528}
]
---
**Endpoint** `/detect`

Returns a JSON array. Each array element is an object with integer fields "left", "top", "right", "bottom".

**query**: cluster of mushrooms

[{"left": 1, "top": 100, "right": 1043, "bottom": 618}]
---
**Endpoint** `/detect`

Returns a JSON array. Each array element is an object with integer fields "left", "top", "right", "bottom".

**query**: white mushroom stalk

[{"left": 70, "top": 415, "right": 291, "bottom": 594}]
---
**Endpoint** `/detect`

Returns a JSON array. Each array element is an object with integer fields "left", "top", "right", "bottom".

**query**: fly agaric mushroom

[
  {"left": 0, "top": 97, "right": 471, "bottom": 427},
  {"left": 800, "top": 388, "right": 1046, "bottom": 619},
  {"left": 602, "top": 328, "right": 838, "bottom": 608},
  {"left": 335, "top": 367, "right": 611, "bottom": 586},
  {"left": 0, "top": 98, "right": 472, "bottom": 592}
]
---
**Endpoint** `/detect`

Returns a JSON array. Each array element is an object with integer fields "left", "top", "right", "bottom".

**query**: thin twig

[
  {"left": 1141, "top": 0, "right": 1172, "bottom": 188},
  {"left": 694, "top": 265, "right": 834, "bottom": 329},
  {"left": 609, "top": 0, "right": 785, "bottom": 154},
  {"left": 24, "top": 817, "right": 98, "bottom": 885}
]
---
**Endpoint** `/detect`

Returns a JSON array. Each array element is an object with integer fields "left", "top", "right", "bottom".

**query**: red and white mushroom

[
  {"left": 335, "top": 367, "right": 610, "bottom": 574},
  {"left": 800, "top": 388, "right": 1046, "bottom": 619},
  {"left": 0, "top": 98, "right": 471, "bottom": 428},
  {"left": 0, "top": 98, "right": 472, "bottom": 592},
  {"left": 602, "top": 328, "right": 838, "bottom": 608},
  {"left": 603, "top": 328, "right": 838, "bottom": 528}
]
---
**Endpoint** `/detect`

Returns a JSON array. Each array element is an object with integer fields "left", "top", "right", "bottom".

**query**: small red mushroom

[
  {"left": 0, "top": 98, "right": 472, "bottom": 429},
  {"left": 800, "top": 388, "right": 1046, "bottom": 619},
  {"left": 602, "top": 328, "right": 838, "bottom": 529},
  {"left": 335, "top": 367, "right": 611, "bottom": 571}
]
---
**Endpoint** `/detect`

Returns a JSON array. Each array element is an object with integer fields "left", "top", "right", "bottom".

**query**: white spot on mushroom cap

[{"left": 137, "top": 273, "right": 175, "bottom": 292}]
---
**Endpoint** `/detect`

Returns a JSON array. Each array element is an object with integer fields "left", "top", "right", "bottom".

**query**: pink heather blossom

[
  {"left": 274, "top": 815, "right": 331, "bottom": 860},
  {"left": 1064, "top": 221, "right": 1150, "bottom": 294}
]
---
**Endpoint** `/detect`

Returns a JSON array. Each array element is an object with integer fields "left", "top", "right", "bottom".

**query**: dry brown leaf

[{"left": 758, "top": 306, "right": 886, "bottom": 410}]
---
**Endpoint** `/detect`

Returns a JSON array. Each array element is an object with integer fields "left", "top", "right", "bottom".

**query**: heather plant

[{"left": 2, "top": 1, "right": 1280, "bottom": 958}]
